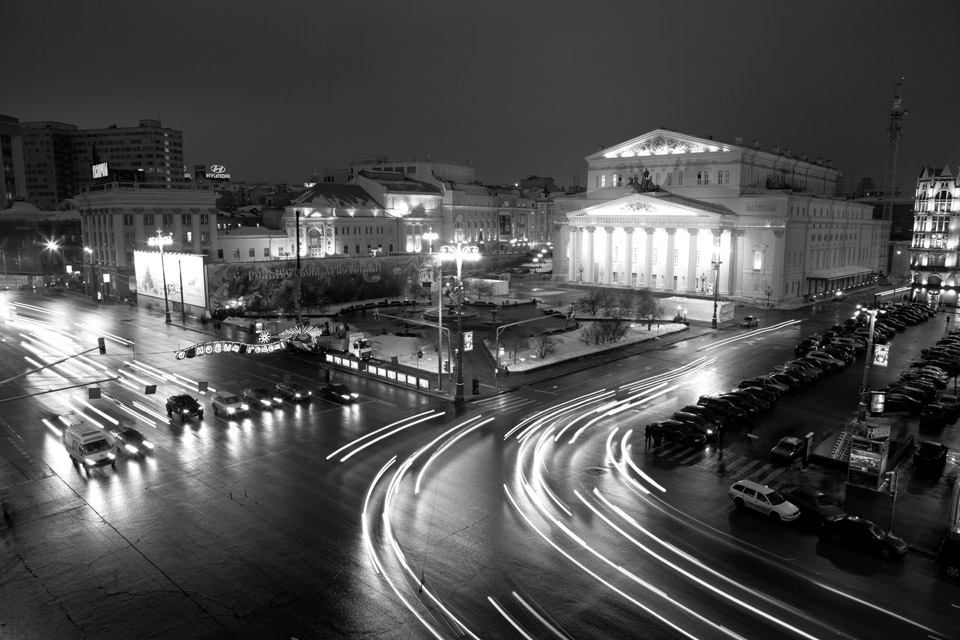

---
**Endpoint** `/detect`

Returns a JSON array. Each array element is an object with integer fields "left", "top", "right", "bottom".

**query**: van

[
  {"left": 62, "top": 417, "right": 115, "bottom": 476},
  {"left": 938, "top": 482, "right": 960, "bottom": 578}
]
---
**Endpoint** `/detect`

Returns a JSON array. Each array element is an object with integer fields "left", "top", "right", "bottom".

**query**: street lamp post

[
  {"left": 856, "top": 304, "right": 878, "bottom": 432},
  {"left": 439, "top": 241, "right": 480, "bottom": 403},
  {"left": 711, "top": 258, "right": 722, "bottom": 329},
  {"left": 147, "top": 228, "right": 173, "bottom": 324}
]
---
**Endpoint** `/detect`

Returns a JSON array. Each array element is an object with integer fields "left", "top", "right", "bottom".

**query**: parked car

[
  {"left": 767, "top": 371, "right": 804, "bottom": 391},
  {"left": 719, "top": 391, "right": 766, "bottom": 414},
  {"left": 165, "top": 394, "right": 204, "bottom": 421},
  {"left": 211, "top": 392, "right": 249, "bottom": 417},
  {"left": 671, "top": 411, "right": 719, "bottom": 439},
  {"left": 794, "top": 338, "right": 819, "bottom": 357},
  {"left": 698, "top": 396, "right": 750, "bottom": 424},
  {"left": 651, "top": 420, "right": 707, "bottom": 446},
  {"left": 914, "top": 440, "right": 948, "bottom": 474},
  {"left": 773, "top": 365, "right": 817, "bottom": 384},
  {"left": 818, "top": 346, "right": 854, "bottom": 364},
  {"left": 108, "top": 426, "right": 154, "bottom": 456},
  {"left": 823, "top": 516, "right": 908, "bottom": 559},
  {"left": 781, "top": 486, "right": 845, "bottom": 528},
  {"left": 735, "top": 385, "right": 779, "bottom": 406},
  {"left": 936, "top": 393, "right": 960, "bottom": 419},
  {"left": 739, "top": 376, "right": 789, "bottom": 397},
  {"left": 728, "top": 479, "right": 800, "bottom": 522},
  {"left": 740, "top": 316, "right": 760, "bottom": 327},
  {"left": 882, "top": 393, "right": 923, "bottom": 415},
  {"left": 920, "top": 405, "right": 953, "bottom": 430},
  {"left": 242, "top": 387, "right": 283, "bottom": 410},
  {"left": 804, "top": 352, "right": 845, "bottom": 370},
  {"left": 319, "top": 383, "right": 359, "bottom": 404},
  {"left": 770, "top": 436, "right": 806, "bottom": 465},
  {"left": 679, "top": 404, "right": 729, "bottom": 432},
  {"left": 276, "top": 381, "right": 313, "bottom": 402}
]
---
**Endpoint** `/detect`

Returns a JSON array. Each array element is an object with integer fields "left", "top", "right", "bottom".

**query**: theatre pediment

[{"left": 588, "top": 129, "right": 737, "bottom": 160}]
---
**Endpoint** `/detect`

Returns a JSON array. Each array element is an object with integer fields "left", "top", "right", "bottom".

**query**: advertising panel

[
  {"left": 134, "top": 251, "right": 207, "bottom": 308},
  {"left": 205, "top": 255, "right": 432, "bottom": 313}
]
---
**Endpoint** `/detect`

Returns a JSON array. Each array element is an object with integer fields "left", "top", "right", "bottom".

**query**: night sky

[{"left": 6, "top": 0, "right": 960, "bottom": 193}]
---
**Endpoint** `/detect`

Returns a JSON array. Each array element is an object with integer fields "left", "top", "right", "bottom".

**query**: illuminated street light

[
  {"left": 438, "top": 241, "right": 481, "bottom": 403},
  {"left": 147, "top": 228, "right": 173, "bottom": 324}
]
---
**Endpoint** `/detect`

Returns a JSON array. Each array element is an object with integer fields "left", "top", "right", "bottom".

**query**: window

[
  {"left": 344, "top": 245, "right": 349, "bottom": 254},
  {"left": 677, "top": 172, "right": 682, "bottom": 186},
  {"left": 934, "top": 191, "right": 952, "bottom": 213},
  {"left": 595, "top": 175, "right": 600, "bottom": 188},
  {"left": 674, "top": 249, "right": 679, "bottom": 266},
  {"left": 200, "top": 232, "right": 209, "bottom": 244},
  {"left": 162, "top": 214, "right": 173, "bottom": 226},
  {"left": 601, "top": 174, "right": 607, "bottom": 188},
  {"left": 263, "top": 247, "right": 270, "bottom": 257},
  {"left": 232, "top": 248, "right": 240, "bottom": 259},
  {"left": 652, "top": 248, "right": 659, "bottom": 264},
  {"left": 123, "top": 214, "right": 133, "bottom": 226},
  {"left": 247, "top": 248, "right": 255, "bottom": 258},
  {"left": 181, "top": 214, "right": 192, "bottom": 225},
  {"left": 125, "top": 233, "right": 134, "bottom": 245},
  {"left": 356, "top": 245, "right": 360, "bottom": 254},
  {"left": 218, "top": 249, "right": 223, "bottom": 259},
  {"left": 753, "top": 251, "right": 762, "bottom": 270},
  {"left": 144, "top": 214, "right": 154, "bottom": 226},
  {"left": 697, "top": 171, "right": 703, "bottom": 185},
  {"left": 200, "top": 214, "right": 208, "bottom": 225}
]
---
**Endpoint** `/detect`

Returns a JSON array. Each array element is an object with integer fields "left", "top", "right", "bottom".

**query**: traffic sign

[{"left": 464, "top": 331, "right": 474, "bottom": 351}]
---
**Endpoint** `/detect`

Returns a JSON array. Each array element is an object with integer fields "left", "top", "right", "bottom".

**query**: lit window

[
  {"left": 601, "top": 174, "right": 607, "bottom": 188},
  {"left": 753, "top": 251, "right": 762, "bottom": 270}
]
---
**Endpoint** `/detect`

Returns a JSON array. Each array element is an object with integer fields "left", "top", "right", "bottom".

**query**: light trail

[
  {"left": 326, "top": 410, "right": 443, "bottom": 461},
  {"left": 700, "top": 319, "right": 801, "bottom": 351}
]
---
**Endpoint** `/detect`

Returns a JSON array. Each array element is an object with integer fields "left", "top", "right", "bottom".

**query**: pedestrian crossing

[
  {"left": 473, "top": 394, "right": 539, "bottom": 416},
  {"left": 639, "top": 441, "right": 793, "bottom": 487}
]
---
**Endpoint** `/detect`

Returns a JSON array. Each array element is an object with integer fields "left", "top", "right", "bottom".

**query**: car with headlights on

[
  {"left": 211, "top": 392, "right": 249, "bottom": 418},
  {"left": 651, "top": 420, "right": 706, "bottom": 446},
  {"left": 276, "top": 381, "right": 312, "bottom": 402},
  {"left": 319, "top": 383, "right": 359, "bottom": 404},
  {"left": 823, "top": 516, "right": 908, "bottom": 559},
  {"left": 108, "top": 426, "right": 155, "bottom": 456},
  {"left": 242, "top": 387, "right": 283, "bottom": 410},
  {"left": 781, "top": 486, "right": 845, "bottom": 529},
  {"left": 671, "top": 411, "right": 718, "bottom": 440},
  {"left": 739, "top": 315, "right": 760, "bottom": 327},
  {"left": 728, "top": 479, "right": 800, "bottom": 522},
  {"left": 165, "top": 394, "right": 204, "bottom": 421}
]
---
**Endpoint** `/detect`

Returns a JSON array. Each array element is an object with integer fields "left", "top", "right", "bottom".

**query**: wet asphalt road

[{"left": 0, "top": 293, "right": 957, "bottom": 639}]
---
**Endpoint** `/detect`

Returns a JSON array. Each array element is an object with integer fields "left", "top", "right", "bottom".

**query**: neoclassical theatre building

[{"left": 554, "top": 130, "right": 890, "bottom": 308}]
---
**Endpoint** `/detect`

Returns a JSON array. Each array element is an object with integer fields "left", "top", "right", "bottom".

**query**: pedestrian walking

[{"left": 644, "top": 424, "right": 652, "bottom": 448}]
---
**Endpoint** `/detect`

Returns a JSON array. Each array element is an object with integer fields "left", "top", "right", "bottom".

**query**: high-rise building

[
  {"left": 0, "top": 114, "right": 27, "bottom": 209},
  {"left": 17, "top": 118, "right": 185, "bottom": 210}
]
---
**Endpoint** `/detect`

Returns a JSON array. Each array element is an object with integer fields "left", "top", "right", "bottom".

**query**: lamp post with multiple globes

[
  {"left": 147, "top": 228, "right": 173, "bottom": 324},
  {"left": 711, "top": 257, "right": 722, "bottom": 329},
  {"left": 438, "top": 241, "right": 480, "bottom": 403}
]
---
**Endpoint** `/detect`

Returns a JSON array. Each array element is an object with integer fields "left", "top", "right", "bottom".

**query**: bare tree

[
  {"left": 531, "top": 333, "right": 559, "bottom": 359},
  {"left": 575, "top": 289, "right": 614, "bottom": 316},
  {"left": 467, "top": 279, "right": 495, "bottom": 300},
  {"left": 504, "top": 325, "right": 530, "bottom": 364}
]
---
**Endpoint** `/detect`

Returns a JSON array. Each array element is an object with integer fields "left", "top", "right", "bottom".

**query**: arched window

[{"left": 934, "top": 190, "right": 952, "bottom": 213}]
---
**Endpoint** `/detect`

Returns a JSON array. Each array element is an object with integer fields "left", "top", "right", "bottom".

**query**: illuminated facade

[
  {"left": 555, "top": 130, "right": 888, "bottom": 307},
  {"left": 908, "top": 166, "right": 960, "bottom": 306}
]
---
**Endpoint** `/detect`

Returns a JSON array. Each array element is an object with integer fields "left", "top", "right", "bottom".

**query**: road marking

[
  {"left": 678, "top": 450, "right": 704, "bottom": 465},
  {"left": 731, "top": 459, "right": 762, "bottom": 478},
  {"left": 748, "top": 463, "right": 774, "bottom": 481}
]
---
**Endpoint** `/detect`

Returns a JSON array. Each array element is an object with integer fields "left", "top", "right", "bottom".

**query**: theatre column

[
  {"left": 644, "top": 228, "right": 654, "bottom": 288},
  {"left": 711, "top": 229, "right": 723, "bottom": 293},
  {"left": 584, "top": 226, "right": 596, "bottom": 282},
  {"left": 567, "top": 226, "right": 579, "bottom": 281},
  {"left": 665, "top": 228, "right": 676, "bottom": 290},
  {"left": 623, "top": 227, "right": 635, "bottom": 286},
  {"left": 771, "top": 229, "right": 784, "bottom": 303},
  {"left": 686, "top": 229, "right": 698, "bottom": 292},
  {"left": 727, "top": 229, "right": 743, "bottom": 295},
  {"left": 603, "top": 227, "right": 615, "bottom": 284}
]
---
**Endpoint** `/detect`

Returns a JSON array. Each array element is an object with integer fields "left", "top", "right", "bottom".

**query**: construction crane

[{"left": 880, "top": 78, "right": 908, "bottom": 221}]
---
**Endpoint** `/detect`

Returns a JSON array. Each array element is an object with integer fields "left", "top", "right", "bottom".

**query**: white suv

[
  {"left": 728, "top": 479, "right": 800, "bottom": 522},
  {"left": 211, "top": 393, "right": 249, "bottom": 418}
]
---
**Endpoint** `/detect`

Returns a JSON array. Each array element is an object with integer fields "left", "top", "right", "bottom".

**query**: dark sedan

[
  {"left": 720, "top": 391, "right": 767, "bottom": 413},
  {"left": 914, "top": 441, "right": 948, "bottom": 474},
  {"left": 697, "top": 396, "right": 750, "bottom": 424},
  {"left": 242, "top": 387, "right": 283, "bottom": 410},
  {"left": 882, "top": 393, "right": 923, "bottom": 415},
  {"left": 276, "top": 381, "right": 312, "bottom": 402},
  {"left": 769, "top": 436, "right": 806, "bottom": 465},
  {"left": 165, "top": 394, "right": 204, "bottom": 421},
  {"left": 319, "top": 383, "right": 359, "bottom": 404},
  {"left": 652, "top": 420, "right": 707, "bottom": 446},
  {"left": 781, "top": 486, "right": 846, "bottom": 528},
  {"left": 108, "top": 427, "right": 155, "bottom": 456},
  {"left": 824, "top": 516, "right": 908, "bottom": 559},
  {"left": 680, "top": 404, "right": 729, "bottom": 432}
]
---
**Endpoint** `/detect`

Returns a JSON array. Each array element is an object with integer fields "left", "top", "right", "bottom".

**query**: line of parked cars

[{"left": 728, "top": 479, "right": 908, "bottom": 559}]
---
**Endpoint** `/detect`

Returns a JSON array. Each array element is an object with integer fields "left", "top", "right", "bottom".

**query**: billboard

[
  {"left": 206, "top": 255, "right": 432, "bottom": 313},
  {"left": 134, "top": 251, "right": 207, "bottom": 308}
]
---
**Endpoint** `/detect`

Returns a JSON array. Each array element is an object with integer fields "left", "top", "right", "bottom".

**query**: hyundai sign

[{"left": 205, "top": 164, "right": 231, "bottom": 180}]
